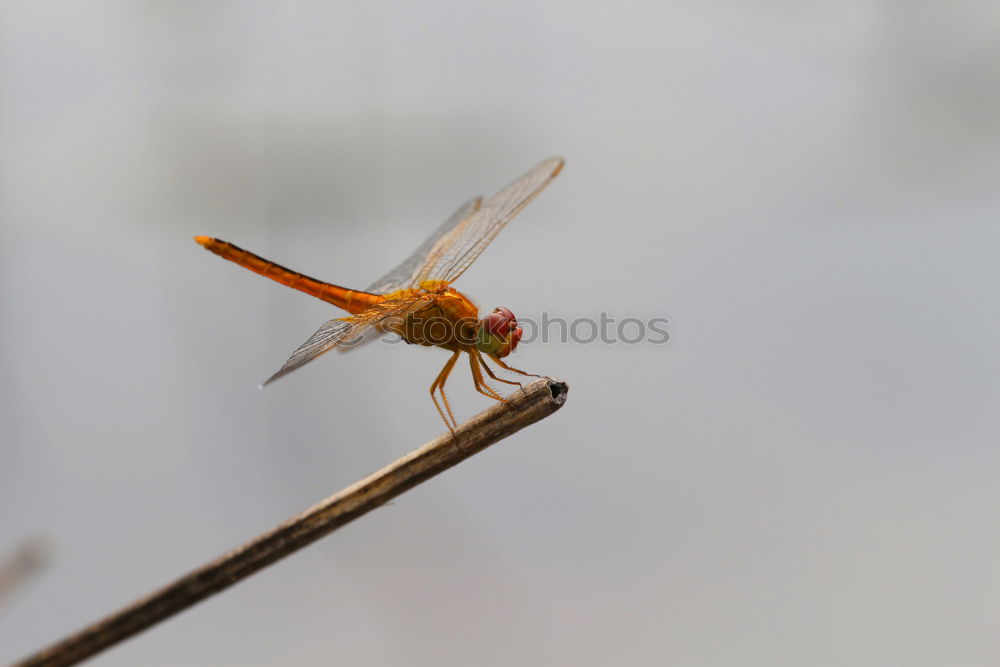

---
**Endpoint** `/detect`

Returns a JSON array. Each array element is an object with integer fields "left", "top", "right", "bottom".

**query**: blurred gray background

[{"left": 2, "top": 2, "right": 1000, "bottom": 665}]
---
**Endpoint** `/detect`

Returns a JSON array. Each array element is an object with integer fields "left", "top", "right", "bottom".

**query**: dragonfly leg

[
  {"left": 468, "top": 352, "right": 504, "bottom": 401},
  {"left": 475, "top": 350, "right": 523, "bottom": 389},
  {"left": 488, "top": 353, "right": 540, "bottom": 379},
  {"left": 430, "top": 350, "right": 461, "bottom": 432}
]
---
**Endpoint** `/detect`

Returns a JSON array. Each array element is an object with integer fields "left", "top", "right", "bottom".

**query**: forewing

[
  {"left": 334, "top": 197, "right": 482, "bottom": 354},
  {"left": 364, "top": 196, "right": 483, "bottom": 295},
  {"left": 262, "top": 295, "right": 434, "bottom": 385},
  {"left": 413, "top": 157, "right": 564, "bottom": 286}
]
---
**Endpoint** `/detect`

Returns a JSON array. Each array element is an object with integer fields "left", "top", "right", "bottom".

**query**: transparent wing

[
  {"left": 332, "top": 320, "right": 386, "bottom": 352},
  {"left": 334, "top": 197, "right": 482, "bottom": 353},
  {"left": 364, "top": 196, "right": 483, "bottom": 295},
  {"left": 262, "top": 295, "right": 435, "bottom": 385},
  {"left": 413, "top": 157, "right": 564, "bottom": 286},
  {"left": 332, "top": 321, "right": 386, "bottom": 352}
]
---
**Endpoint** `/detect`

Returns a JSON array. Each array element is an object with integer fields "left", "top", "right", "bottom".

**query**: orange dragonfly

[{"left": 195, "top": 157, "right": 564, "bottom": 431}]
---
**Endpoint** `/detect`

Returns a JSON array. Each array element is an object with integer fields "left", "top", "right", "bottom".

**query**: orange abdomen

[{"left": 194, "top": 236, "right": 380, "bottom": 314}]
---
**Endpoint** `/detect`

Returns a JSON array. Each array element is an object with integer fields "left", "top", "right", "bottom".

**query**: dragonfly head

[{"left": 477, "top": 307, "right": 522, "bottom": 358}]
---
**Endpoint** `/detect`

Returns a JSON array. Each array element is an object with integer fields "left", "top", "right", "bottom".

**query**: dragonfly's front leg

[
  {"left": 430, "top": 350, "right": 461, "bottom": 432},
  {"left": 475, "top": 349, "right": 524, "bottom": 391},
  {"left": 488, "top": 353, "right": 540, "bottom": 379}
]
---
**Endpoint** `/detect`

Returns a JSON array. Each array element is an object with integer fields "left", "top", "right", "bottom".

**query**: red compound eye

[
  {"left": 509, "top": 325, "right": 523, "bottom": 352},
  {"left": 479, "top": 307, "right": 521, "bottom": 356},
  {"left": 484, "top": 307, "right": 517, "bottom": 337}
]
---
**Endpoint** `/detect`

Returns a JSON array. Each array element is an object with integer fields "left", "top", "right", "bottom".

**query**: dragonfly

[{"left": 195, "top": 157, "right": 564, "bottom": 431}]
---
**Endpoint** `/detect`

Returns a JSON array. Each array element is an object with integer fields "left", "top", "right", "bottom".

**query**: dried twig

[{"left": 11, "top": 378, "right": 568, "bottom": 667}]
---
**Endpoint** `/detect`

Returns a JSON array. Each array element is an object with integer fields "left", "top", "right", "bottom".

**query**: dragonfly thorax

[
  {"left": 417, "top": 279, "right": 452, "bottom": 294},
  {"left": 392, "top": 288, "right": 481, "bottom": 351}
]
